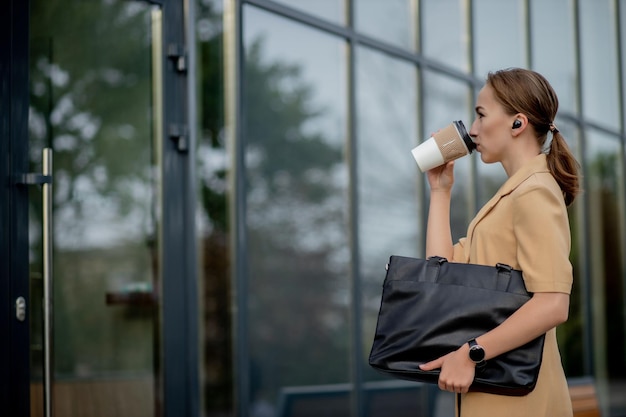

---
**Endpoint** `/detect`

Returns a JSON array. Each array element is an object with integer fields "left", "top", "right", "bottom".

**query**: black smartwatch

[{"left": 468, "top": 338, "right": 486, "bottom": 365}]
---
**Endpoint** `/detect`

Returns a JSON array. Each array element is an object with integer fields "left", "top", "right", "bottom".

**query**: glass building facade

[
  {"left": 195, "top": 0, "right": 626, "bottom": 416},
  {"left": 3, "top": 0, "right": 626, "bottom": 416}
]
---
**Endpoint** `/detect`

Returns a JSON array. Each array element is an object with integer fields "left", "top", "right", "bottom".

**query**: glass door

[{"left": 28, "top": 1, "right": 163, "bottom": 416}]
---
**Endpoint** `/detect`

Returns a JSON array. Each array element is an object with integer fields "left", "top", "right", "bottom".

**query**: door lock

[{"left": 15, "top": 297, "right": 26, "bottom": 322}]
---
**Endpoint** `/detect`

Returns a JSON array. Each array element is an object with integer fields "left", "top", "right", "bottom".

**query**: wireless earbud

[{"left": 512, "top": 120, "right": 522, "bottom": 129}]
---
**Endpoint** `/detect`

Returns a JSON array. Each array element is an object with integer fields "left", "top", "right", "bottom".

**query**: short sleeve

[{"left": 513, "top": 177, "right": 573, "bottom": 294}]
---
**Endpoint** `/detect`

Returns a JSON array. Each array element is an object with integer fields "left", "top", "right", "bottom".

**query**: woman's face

[{"left": 469, "top": 85, "right": 514, "bottom": 164}]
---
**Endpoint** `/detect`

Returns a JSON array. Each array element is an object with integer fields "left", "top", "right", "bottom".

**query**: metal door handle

[{"left": 42, "top": 148, "right": 54, "bottom": 417}]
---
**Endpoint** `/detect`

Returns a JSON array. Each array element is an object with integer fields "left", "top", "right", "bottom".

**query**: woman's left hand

[{"left": 419, "top": 346, "right": 476, "bottom": 394}]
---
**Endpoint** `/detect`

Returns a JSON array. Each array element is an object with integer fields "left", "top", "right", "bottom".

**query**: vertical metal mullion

[
  {"left": 467, "top": 0, "right": 479, "bottom": 215},
  {"left": 346, "top": 4, "right": 365, "bottom": 417},
  {"left": 414, "top": 3, "right": 430, "bottom": 409},
  {"left": 183, "top": 0, "right": 201, "bottom": 415},
  {"left": 615, "top": 0, "right": 626, "bottom": 163},
  {"left": 572, "top": 0, "right": 593, "bottom": 377},
  {"left": 416, "top": 0, "right": 427, "bottom": 258},
  {"left": 161, "top": 0, "right": 199, "bottom": 414},
  {"left": 226, "top": 0, "right": 250, "bottom": 415},
  {"left": 613, "top": 0, "right": 626, "bottom": 381},
  {"left": 524, "top": 0, "right": 532, "bottom": 69}
]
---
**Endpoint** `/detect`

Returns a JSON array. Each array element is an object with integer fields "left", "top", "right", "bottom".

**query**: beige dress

[{"left": 450, "top": 154, "right": 573, "bottom": 417}]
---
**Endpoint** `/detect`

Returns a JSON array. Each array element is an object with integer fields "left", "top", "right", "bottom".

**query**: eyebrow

[{"left": 475, "top": 106, "right": 485, "bottom": 113}]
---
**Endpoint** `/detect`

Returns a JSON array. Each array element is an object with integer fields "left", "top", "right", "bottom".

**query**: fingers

[
  {"left": 418, "top": 358, "right": 443, "bottom": 371},
  {"left": 438, "top": 370, "right": 471, "bottom": 393},
  {"left": 442, "top": 160, "right": 455, "bottom": 173},
  {"left": 426, "top": 161, "right": 455, "bottom": 192},
  {"left": 439, "top": 381, "right": 470, "bottom": 394},
  {"left": 438, "top": 374, "right": 472, "bottom": 393},
  {"left": 419, "top": 353, "right": 473, "bottom": 393},
  {"left": 419, "top": 360, "right": 465, "bottom": 392}
]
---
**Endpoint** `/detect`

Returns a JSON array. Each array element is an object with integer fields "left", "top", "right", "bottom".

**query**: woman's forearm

[
  {"left": 475, "top": 292, "right": 570, "bottom": 360},
  {"left": 425, "top": 190, "right": 454, "bottom": 259}
]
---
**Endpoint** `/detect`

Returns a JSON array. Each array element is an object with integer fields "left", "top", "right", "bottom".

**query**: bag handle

[
  {"left": 426, "top": 256, "right": 515, "bottom": 292},
  {"left": 495, "top": 263, "right": 513, "bottom": 292},
  {"left": 425, "top": 256, "right": 447, "bottom": 283}
]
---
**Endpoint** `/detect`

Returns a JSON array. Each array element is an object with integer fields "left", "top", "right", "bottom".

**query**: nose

[{"left": 469, "top": 118, "right": 478, "bottom": 138}]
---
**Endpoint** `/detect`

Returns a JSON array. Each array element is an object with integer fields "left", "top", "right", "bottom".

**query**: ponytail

[
  {"left": 486, "top": 68, "right": 581, "bottom": 206},
  {"left": 546, "top": 131, "right": 580, "bottom": 206}
]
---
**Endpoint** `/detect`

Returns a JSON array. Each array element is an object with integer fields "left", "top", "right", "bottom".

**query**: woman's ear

[{"left": 511, "top": 114, "right": 528, "bottom": 136}]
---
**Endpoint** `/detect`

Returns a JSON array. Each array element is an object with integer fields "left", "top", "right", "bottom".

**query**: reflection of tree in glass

[
  {"left": 29, "top": 1, "right": 156, "bottom": 247},
  {"left": 244, "top": 37, "right": 344, "bottom": 232},
  {"left": 198, "top": 22, "right": 349, "bottom": 411},
  {"left": 28, "top": 0, "right": 158, "bottom": 379},
  {"left": 195, "top": 1, "right": 233, "bottom": 412},
  {"left": 244, "top": 36, "right": 349, "bottom": 402},
  {"left": 585, "top": 153, "right": 626, "bottom": 378}
]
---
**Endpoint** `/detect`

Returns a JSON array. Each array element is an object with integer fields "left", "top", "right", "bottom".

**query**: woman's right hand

[{"left": 426, "top": 160, "right": 455, "bottom": 192}]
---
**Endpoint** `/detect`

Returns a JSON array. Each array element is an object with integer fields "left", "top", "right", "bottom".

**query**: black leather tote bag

[{"left": 368, "top": 255, "right": 545, "bottom": 396}]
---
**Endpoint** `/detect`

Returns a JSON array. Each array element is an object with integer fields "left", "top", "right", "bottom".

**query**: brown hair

[{"left": 486, "top": 68, "right": 580, "bottom": 206}]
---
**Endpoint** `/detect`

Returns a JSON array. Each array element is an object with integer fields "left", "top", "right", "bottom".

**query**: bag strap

[
  {"left": 425, "top": 256, "right": 447, "bottom": 283},
  {"left": 495, "top": 263, "right": 513, "bottom": 292}
]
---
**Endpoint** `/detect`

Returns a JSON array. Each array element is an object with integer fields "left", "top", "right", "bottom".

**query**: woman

[{"left": 419, "top": 68, "right": 580, "bottom": 417}]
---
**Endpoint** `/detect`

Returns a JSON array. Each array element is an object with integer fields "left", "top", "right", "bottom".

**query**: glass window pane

[
  {"left": 423, "top": 71, "right": 474, "bottom": 241},
  {"left": 585, "top": 130, "right": 626, "bottom": 416},
  {"left": 473, "top": 0, "right": 526, "bottom": 77},
  {"left": 422, "top": 0, "right": 469, "bottom": 71},
  {"left": 243, "top": 5, "right": 350, "bottom": 413},
  {"left": 355, "top": 0, "right": 417, "bottom": 51},
  {"left": 579, "top": 0, "right": 620, "bottom": 129},
  {"left": 29, "top": 1, "right": 161, "bottom": 415},
  {"left": 271, "top": 0, "right": 345, "bottom": 25},
  {"left": 356, "top": 46, "right": 419, "bottom": 265},
  {"left": 356, "top": 42, "right": 419, "bottom": 368},
  {"left": 530, "top": 0, "right": 578, "bottom": 114}
]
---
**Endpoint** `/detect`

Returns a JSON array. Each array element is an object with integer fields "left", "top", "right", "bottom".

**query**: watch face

[{"left": 469, "top": 345, "right": 485, "bottom": 362}]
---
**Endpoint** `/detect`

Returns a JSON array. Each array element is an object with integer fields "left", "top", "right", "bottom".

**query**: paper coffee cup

[{"left": 411, "top": 120, "right": 476, "bottom": 172}]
